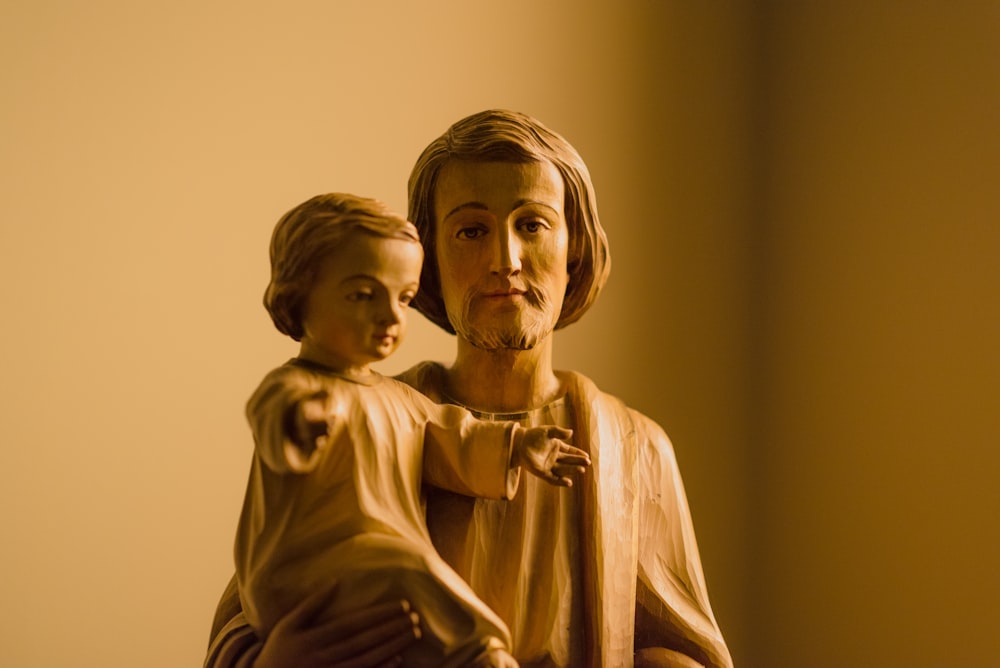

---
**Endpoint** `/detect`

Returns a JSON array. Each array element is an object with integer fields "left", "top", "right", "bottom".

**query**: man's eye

[
  {"left": 347, "top": 291, "right": 373, "bottom": 302},
  {"left": 518, "top": 220, "right": 548, "bottom": 233},
  {"left": 517, "top": 217, "right": 552, "bottom": 234},
  {"left": 457, "top": 226, "right": 485, "bottom": 240}
]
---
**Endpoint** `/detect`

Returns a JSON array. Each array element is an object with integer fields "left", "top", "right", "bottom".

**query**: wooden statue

[
  {"left": 206, "top": 112, "right": 732, "bottom": 667},
  {"left": 232, "top": 193, "right": 589, "bottom": 668}
]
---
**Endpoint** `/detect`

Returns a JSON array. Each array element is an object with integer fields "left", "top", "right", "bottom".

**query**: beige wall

[
  {"left": 751, "top": 3, "right": 1000, "bottom": 666},
  {"left": 2, "top": 2, "right": 997, "bottom": 666}
]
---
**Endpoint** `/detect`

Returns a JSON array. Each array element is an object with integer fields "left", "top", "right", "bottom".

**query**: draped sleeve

[
  {"left": 204, "top": 575, "right": 261, "bottom": 668},
  {"left": 563, "top": 370, "right": 732, "bottom": 668},
  {"left": 246, "top": 365, "right": 330, "bottom": 474},
  {"left": 631, "top": 412, "right": 733, "bottom": 668},
  {"left": 420, "top": 398, "right": 520, "bottom": 500}
]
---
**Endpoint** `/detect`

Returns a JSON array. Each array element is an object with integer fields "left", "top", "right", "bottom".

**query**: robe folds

[
  {"left": 567, "top": 371, "right": 732, "bottom": 668},
  {"left": 400, "top": 362, "right": 733, "bottom": 668}
]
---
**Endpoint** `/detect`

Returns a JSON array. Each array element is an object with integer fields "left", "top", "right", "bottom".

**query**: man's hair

[
  {"left": 264, "top": 192, "right": 420, "bottom": 341},
  {"left": 407, "top": 109, "right": 611, "bottom": 334}
]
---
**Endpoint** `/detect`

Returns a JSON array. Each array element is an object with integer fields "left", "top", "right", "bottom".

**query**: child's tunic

[{"left": 236, "top": 359, "right": 519, "bottom": 666}]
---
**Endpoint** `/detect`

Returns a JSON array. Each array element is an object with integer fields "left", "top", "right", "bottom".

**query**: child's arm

[
  {"left": 421, "top": 396, "right": 590, "bottom": 498},
  {"left": 279, "top": 390, "right": 332, "bottom": 472},
  {"left": 510, "top": 425, "right": 590, "bottom": 487},
  {"left": 247, "top": 368, "right": 333, "bottom": 474}
]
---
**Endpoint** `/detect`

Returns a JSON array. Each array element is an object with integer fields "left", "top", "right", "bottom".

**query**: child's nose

[{"left": 378, "top": 299, "right": 403, "bottom": 325}]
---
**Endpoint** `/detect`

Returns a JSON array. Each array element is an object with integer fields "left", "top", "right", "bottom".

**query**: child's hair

[{"left": 264, "top": 192, "right": 421, "bottom": 341}]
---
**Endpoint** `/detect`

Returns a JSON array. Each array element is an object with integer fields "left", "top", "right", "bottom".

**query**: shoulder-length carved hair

[
  {"left": 264, "top": 192, "right": 420, "bottom": 341},
  {"left": 407, "top": 109, "right": 611, "bottom": 334}
]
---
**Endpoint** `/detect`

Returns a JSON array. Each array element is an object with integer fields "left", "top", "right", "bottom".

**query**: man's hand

[{"left": 256, "top": 587, "right": 421, "bottom": 668}]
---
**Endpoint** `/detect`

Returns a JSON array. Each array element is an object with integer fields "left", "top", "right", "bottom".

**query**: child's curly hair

[{"left": 264, "top": 193, "right": 420, "bottom": 341}]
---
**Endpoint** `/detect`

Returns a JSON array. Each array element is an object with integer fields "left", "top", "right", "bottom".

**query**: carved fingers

[
  {"left": 282, "top": 390, "right": 333, "bottom": 472},
  {"left": 258, "top": 588, "right": 421, "bottom": 668},
  {"left": 516, "top": 425, "right": 590, "bottom": 487},
  {"left": 549, "top": 439, "right": 591, "bottom": 486}
]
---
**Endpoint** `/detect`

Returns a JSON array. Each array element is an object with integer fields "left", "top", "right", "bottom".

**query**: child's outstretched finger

[
  {"left": 298, "top": 395, "right": 329, "bottom": 424},
  {"left": 556, "top": 444, "right": 591, "bottom": 467},
  {"left": 551, "top": 463, "right": 587, "bottom": 482},
  {"left": 546, "top": 426, "right": 574, "bottom": 442}
]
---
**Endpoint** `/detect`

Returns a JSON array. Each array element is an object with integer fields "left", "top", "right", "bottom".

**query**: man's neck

[{"left": 446, "top": 334, "right": 563, "bottom": 413}]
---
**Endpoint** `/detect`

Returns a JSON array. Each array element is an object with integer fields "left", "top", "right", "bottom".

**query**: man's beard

[
  {"left": 451, "top": 291, "right": 558, "bottom": 351},
  {"left": 455, "top": 314, "right": 552, "bottom": 350}
]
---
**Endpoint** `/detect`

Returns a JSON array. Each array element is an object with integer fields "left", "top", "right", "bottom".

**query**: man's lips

[{"left": 482, "top": 288, "right": 526, "bottom": 298}]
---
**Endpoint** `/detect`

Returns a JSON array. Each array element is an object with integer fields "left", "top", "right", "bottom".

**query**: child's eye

[
  {"left": 347, "top": 291, "right": 373, "bottom": 302},
  {"left": 399, "top": 293, "right": 415, "bottom": 306}
]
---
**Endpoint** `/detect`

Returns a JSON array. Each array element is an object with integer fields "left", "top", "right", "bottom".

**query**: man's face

[{"left": 433, "top": 160, "right": 569, "bottom": 350}]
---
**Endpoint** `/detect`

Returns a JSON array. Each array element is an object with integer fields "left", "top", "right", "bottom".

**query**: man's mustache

[{"left": 463, "top": 280, "right": 548, "bottom": 310}]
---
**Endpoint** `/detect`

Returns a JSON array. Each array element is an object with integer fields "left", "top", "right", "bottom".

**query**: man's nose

[{"left": 491, "top": 226, "right": 522, "bottom": 276}]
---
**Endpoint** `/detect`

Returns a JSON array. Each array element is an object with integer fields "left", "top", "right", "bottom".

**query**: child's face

[{"left": 298, "top": 233, "right": 423, "bottom": 375}]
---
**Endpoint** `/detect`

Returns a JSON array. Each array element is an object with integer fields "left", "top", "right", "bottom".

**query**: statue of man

[{"left": 206, "top": 110, "right": 732, "bottom": 668}]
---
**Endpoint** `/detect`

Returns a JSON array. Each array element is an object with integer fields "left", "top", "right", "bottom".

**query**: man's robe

[{"left": 402, "top": 363, "right": 732, "bottom": 668}]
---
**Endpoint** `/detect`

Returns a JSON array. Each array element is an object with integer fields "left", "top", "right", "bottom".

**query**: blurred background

[{"left": 2, "top": 1, "right": 997, "bottom": 666}]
